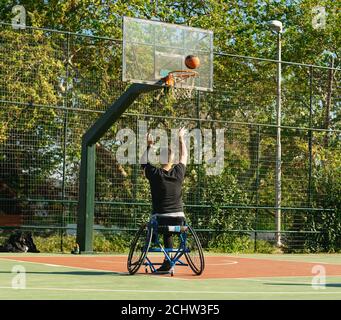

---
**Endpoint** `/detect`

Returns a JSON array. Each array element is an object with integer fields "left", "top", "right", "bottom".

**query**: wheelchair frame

[{"left": 127, "top": 216, "right": 205, "bottom": 276}]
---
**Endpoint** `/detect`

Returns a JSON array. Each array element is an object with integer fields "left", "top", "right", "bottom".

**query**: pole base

[{"left": 80, "top": 251, "right": 94, "bottom": 254}]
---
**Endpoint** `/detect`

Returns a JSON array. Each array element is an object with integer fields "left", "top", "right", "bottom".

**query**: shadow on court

[
  {"left": 0, "top": 270, "right": 129, "bottom": 276},
  {"left": 264, "top": 282, "right": 341, "bottom": 288}
]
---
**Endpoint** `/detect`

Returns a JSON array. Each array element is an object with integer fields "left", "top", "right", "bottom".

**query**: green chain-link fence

[{"left": 0, "top": 23, "right": 340, "bottom": 252}]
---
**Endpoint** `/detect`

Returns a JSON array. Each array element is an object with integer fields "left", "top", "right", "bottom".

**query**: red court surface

[{"left": 2, "top": 255, "right": 341, "bottom": 279}]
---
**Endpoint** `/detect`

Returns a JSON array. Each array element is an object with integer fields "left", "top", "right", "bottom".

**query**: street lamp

[
  {"left": 268, "top": 20, "right": 283, "bottom": 33},
  {"left": 268, "top": 20, "right": 283, "bottom": 247}
]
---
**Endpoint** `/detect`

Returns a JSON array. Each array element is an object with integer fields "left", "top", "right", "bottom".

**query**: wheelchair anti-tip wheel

[
  {"left": 184, "top": 225, "right": 205, "bottom": 275},
  {"left": 127, "top": 223, "right": 153, "bottom": 275}
]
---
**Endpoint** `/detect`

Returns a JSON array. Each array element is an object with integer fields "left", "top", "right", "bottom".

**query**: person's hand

[
  {"left": 147, "top": 132, "right": 154, "bottom": 146},
  {"left": 179, "top": 127, "right": 186, "bottom": 139}
]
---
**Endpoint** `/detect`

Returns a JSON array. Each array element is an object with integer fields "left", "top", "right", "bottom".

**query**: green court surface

[{"left": 0, "top": 253, "right": 341, "bottom": 300}]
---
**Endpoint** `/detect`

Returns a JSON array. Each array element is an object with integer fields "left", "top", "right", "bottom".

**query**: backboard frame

[{"left": 122, "top": 16, "right": 214, "bottom": 92}]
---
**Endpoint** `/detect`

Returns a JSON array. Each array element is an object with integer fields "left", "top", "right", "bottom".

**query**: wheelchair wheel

[
  {"left": 184, "top": 226, "right": 205, "bottom": 275},
  {"left": 127, "top": 223, "right": 153, "bottom": 275}
]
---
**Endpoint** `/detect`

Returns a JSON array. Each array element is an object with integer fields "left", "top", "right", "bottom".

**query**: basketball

[{"left": 185, "top": 55, "right": 200, "bottom": 69}]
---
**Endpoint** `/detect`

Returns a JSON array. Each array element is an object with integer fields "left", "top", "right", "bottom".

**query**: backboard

[{"left": 122, "top": 17, "right": 213, "bottom": 91}]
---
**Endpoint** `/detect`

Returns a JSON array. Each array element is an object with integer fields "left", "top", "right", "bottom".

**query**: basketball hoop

[{"left": 162, "top": 70, "right": 198, "bottom": 100}]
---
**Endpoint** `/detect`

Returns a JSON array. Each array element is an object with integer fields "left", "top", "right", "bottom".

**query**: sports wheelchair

[{"left": 127, "top": 216, "right": 204, "bottom": 276}]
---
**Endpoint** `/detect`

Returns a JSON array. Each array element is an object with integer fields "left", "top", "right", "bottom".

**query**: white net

[
  {"left": 170, "top": 86, "right": 194, "bottom": 100},
  {"left": 168, "top": 70, "right": 197, "bottom": 100}
]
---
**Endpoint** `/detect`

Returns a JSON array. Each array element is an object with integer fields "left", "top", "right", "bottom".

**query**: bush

[
  {"left": 33, "top": 233, "right": 131, "bottom": 253},
  {"left": 305, "top": 159, "right": 341, "bottom": 252},
  {"left": 6, "top": 230, "right": 277, "bottom": 254},
  {"left": 208, "top": 233, "right": 275, "bottom": 254}
]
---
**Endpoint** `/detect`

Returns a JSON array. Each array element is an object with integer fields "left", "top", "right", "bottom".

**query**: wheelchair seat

[
  {"left": 154, "top": 214, "right": 185, "bottom": 226},
  {"left": 153, "top": 215, "right": 185, "bottom": 237}
]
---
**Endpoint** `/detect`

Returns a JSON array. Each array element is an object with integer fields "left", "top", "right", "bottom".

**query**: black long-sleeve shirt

[{"left": 141, "top": 163, "right": 186, "bottom": 214}]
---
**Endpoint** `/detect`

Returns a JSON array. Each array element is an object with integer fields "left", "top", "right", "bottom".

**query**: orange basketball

[{"left": 185, "top": 55, "right": 200, "bottom": 69}]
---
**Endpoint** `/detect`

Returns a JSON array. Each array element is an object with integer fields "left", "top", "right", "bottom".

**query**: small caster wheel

[
  {"left": 170, "top": 269, "right": 174, "bottom": 277},
  {"left": 145, "top": 267, "right": 148, "bottom": 273}
]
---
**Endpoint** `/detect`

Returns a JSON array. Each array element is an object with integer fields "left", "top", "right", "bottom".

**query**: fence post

[
  {"left": 194, "top": 90, "right": 202, "bottom": 230},
  {"left": 308, "top": 66, "right": 313, "bottom": 206},
  {"left": 60, "top": 33, "right": 71, "bottom": 252},
  {"left": 323, "top": 57, "right": 335, "bottom": 147},
  {"left": 254, "top": 125, "right": 261, "bottom": 252},
  {"left": 196, "top": 90, "right": 202, "bottom": 205},
  {"left": 132, "top": 117, "right": 139, "bottom": 228}
]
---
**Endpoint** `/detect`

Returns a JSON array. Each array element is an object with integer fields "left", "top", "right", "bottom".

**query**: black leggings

[{"left": 155, "top": 216, "right": 184, "bottom": 249}]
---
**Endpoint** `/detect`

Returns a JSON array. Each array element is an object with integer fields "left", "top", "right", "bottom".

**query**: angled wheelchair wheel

[
  {"left": 127, "top": 223, "right": 153, "bottom": 275},
  {"left": 184, "top": 225, "right": 205, "bottom": 275}
]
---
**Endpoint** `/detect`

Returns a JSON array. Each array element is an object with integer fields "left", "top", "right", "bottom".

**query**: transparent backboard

[{"left": 122, "top": 17, "right": 213, "bottom": 91}]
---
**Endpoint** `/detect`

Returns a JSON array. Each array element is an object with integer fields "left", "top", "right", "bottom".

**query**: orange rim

[
  {"left": 162, "top": 70, "right": 198, "bottom": 86},
  {"left": 163, "top": 74, "right": 175, "bottom": 86}
]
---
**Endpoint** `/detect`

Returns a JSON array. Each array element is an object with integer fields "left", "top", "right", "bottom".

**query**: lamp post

[{"left": 268, "top": 20, "right": 283, "bottom": 247}]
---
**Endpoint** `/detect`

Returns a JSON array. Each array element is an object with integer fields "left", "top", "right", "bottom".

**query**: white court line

[
  {"left": 0, "top": 257, "right": 125, "bottom": 275},
  {"left": 207, "top": 260, "right": 238, "bottom": 266},
  {"left": 237, "top": 276, "right": 341, "bottom": 285},
  {"left": 44, "top": 264, "right": 61, "bottom": 267},
  {"left": 95, "top": 260, "right": 124, "bottom": 264},
  {"left": 0, "top": 257, "right": 198, "bottom": 280},
  {"left": 236, "top": 278, "right": 313, "bottom": 285},
  {"left": 307, "top": 261, "right": 341, "bottom": 265},
  {"left": 227, "top": 255, "right": 341, "bottom": 265},
  {"left": 0, "top": 286, "right": 340, "bottom": 295}
]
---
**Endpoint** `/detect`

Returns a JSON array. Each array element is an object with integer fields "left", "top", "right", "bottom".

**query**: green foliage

[
  {"left": 201, "top": 167, "right": 253, "bottom": 231},
  {"left": 34, "top": 233, "right": 131, "bottom": 253},
  {"left": 0, "top": 1, "right": 340, "bottom": 253},
  {"left": 304, "top": 151, "right": 341, "bottom": 252},
  {"left": 208, "top": 233, "right": 275, "bottom": 254},
  {"left": 93, "top": 233, "right": 130, "bottom": 253}
]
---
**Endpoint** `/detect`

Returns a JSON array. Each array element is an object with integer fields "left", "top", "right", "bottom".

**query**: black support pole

[{"left": 76, "top": 83, "right": 161, "bottom": 253}]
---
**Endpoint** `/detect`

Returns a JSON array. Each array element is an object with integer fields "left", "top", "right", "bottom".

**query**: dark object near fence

[{"left": 0, "top": 231, "right": 40, "bottom": 253}]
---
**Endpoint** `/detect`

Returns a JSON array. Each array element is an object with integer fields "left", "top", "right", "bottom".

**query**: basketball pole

[{"left": 76, "top": 83, "right": 161, "bottom": 253}]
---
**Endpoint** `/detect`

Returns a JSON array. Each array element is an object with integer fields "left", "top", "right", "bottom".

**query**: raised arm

[
  {"left": 179, "top": 127, "right": 188, "bottom": 165},
  {"left": 140, "top": 132, "right": 154, "bottom": 169}
]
